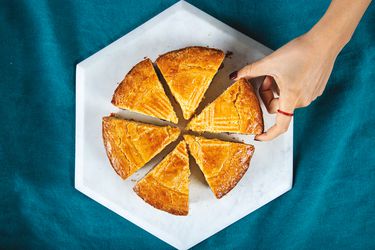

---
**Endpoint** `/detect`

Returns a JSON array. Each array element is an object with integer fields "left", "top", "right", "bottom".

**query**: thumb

[
  {"left": 254, "top": 92, "right": 295, "bottom": 141},
  {"left": 229, "top": 58, "right": 268, "bottom": 80}
]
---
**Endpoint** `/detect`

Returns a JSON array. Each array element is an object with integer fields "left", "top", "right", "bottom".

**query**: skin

[{"left": 231, "top": 0, "right": 372, "bottom": 141}]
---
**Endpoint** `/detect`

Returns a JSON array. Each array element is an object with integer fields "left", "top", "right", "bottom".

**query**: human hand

[{"left": 230, "top": 32, "right": 341, "bottom": 141}]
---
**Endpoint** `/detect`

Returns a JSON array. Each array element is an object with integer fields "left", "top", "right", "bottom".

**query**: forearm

[{"left": 308, "top": 0, "right": 371, "bottom": 53}]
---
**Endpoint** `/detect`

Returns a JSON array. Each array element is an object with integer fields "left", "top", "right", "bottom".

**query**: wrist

[{"left": 305, "top": 25, "right": 346, "bottom": 56}]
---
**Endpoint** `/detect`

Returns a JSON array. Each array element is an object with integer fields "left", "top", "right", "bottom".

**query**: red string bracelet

[{"left": 277, "top": 109, "right": 294, "bottom": 117}]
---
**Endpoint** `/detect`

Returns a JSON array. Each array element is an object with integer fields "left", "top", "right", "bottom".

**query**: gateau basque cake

[
  {"left": 102, "top": 115, "right": 180, "bottom": 180},
  {"left": 156, "top": 46, "right": 225, "bottom": 120},
  {"left": 187, "top": 78, "right": 264, "bottom": 135},
  {"left": 111, "top": 58, "right": 178, "bottom": 123},
  {"left": 134, "top": 141, "right": 190, "bottom": 215},
  {"left": 102, "top": 46, "right": 264, "bottom": 215},
  {"left": 184, "top": 135, "right": 254, "bottom": 199}
]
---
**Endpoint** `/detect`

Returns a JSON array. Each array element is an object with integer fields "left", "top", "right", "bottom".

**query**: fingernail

[{"left": 229, "top": 71, "right": 238, "bottom": 80}]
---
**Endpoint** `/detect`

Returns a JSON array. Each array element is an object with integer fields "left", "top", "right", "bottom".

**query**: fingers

[
  {"left": 230, "top": 59, "right": 268, "bottom": 81},
  {"left": 255, "top": 94, "right": 295, "bottom": 141},
  {"left": 268, "top": 99, "right": 280, "bottom": 114},
  {"left": 259, "top": 76, "right": 279, "bottom": 114},
  {"left": 255, "top": 112, "right": 293, "bottom": 141}
]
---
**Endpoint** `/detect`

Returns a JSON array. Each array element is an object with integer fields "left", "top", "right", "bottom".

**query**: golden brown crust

[
  {"left": 184, "top": 135, "right": 254, "bottom": 199},
  {"left": 111, "top": 58, "right": 178, "bottom": 123},
  {"left": 156, "top": 46, "right": 225, "bottom": 120},
  {"left": 102, "top": 116, "right": 180, "bottom": 180},
  {"left": 133, "top": 141, "right": 190, "bottom": 215},
  {"left": 187, "top": 78, "right": 264, "bottom": 135}
]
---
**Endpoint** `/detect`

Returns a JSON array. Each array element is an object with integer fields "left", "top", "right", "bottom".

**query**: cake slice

[
  {"left": 156, "top": 47, "right": 225, "bottom": 120},
  {"left": 184, "top": 135, "right": 254, "bottom": 199},
  {"left": 111, "top": 58, "right": 178, "bottom": 124},
  {"left": 102, "top": 115, "right": 180, "bottom": 180},
  {"left": 133, "top": 141, "right": 190, "bottom": 216},
  {"left": 187, "top": 78, "right": 264, "bottom": 135}
]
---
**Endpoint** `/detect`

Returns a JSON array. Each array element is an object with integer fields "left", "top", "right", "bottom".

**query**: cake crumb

[{"left": 225, "top": 50, "right": 233, "bottom": 58}]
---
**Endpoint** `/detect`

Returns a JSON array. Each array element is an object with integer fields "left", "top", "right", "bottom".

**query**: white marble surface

[{"left": 75, "top": 1, "right": 293, "bottom": 249}]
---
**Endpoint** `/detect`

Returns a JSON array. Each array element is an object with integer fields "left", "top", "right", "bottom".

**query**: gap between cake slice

[
  {"left": 111, "top": 58, "right": 178, "bottom": 124},
  {"left": 133, "top": 140, "right": 190, "bottom": 216},
  {"left": 184, "top": 134, "right": 254, "bottom": 199},
  {"left": 187, "top": 78, "right": 264, "bottom": 135},
  {"left": 102, "top": 115, "right": 180, "bottom": 180},
  {"left": 156, "top": 46, "right": 225, "bottom": 120}
]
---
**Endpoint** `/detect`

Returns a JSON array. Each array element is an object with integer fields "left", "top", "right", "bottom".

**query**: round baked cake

[{"left": 102, "top": 46, "right": 264, "bottom": 215}]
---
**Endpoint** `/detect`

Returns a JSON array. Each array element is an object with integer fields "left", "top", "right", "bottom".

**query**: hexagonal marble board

[{"left": 75, "top": 1, "right": 293, "bottom": 249}]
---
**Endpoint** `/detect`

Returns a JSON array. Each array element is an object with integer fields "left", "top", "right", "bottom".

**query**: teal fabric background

[{"left": 1, "top": 0, "right": 374, "bottom": 249}]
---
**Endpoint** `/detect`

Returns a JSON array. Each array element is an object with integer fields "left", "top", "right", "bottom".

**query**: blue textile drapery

[{"left": 1, "top": 0, "right": 374, "bottom": 249}]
